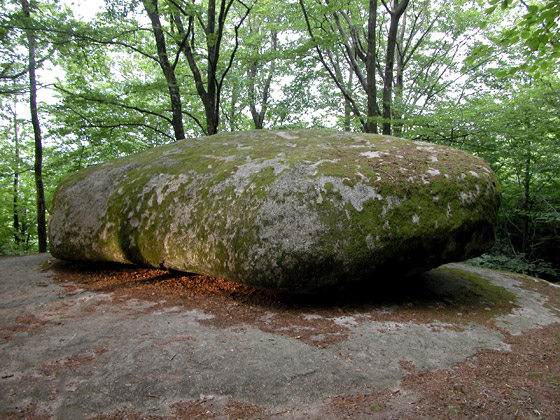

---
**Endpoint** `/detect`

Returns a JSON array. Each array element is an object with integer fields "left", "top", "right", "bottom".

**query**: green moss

[
  {"left": 249, "top": 166, "right": 276, "bottom": 199},
  {"left": 548, "top": 375, "right": 559, "bottom": 386},
  {"left": 442, "top": 266, "right": 517, "bottom": 308},
  {"left": 214, "top": 241, "right": 230, "bottom": 268},
  {"left": 429, "top": 266, "right": 518, "bottom": 321},
  {"left": 370, "top": 404, "right": 383, "bottom": 412}
]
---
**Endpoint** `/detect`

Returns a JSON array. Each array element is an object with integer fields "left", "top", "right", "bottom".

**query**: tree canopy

[{"left": 0, "top": 0, "right": 559, "bottom": 281}]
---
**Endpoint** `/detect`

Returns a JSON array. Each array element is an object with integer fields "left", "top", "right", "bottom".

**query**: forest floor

[{"left": 1, "top": 253, "right": 559, "bottom": 420}]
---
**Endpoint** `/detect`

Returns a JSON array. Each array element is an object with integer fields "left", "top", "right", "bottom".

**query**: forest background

[{"left": 1, "top": 0, "right": 559, "bottom": 282}]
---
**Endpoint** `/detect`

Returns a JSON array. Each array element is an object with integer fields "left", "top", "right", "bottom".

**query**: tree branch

[
  {"left": 181, "top": 109, "right": 207, "bottom": 134},
  {"left": 69, "top": 107, "right": 176, "bottom": 142},
  {"left": 331, "top": 10, "right": 367, "bottom": 90},
  {"left": 218, "top": 0, "right": 252, "bottom": 90},
  {"left": 299, "top": 0, "right": 366, "bottom": 127},
  {"left": 54, "top": 84, "right": 174, "bottom": 124}
]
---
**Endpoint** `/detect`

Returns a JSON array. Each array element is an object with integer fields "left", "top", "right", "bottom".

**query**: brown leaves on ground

[
  {"left": 45, "top": 259, "right": 560, "bottom": 420},
  {"left": 322, "top": 323, "right": 560, "bottom": 420}
]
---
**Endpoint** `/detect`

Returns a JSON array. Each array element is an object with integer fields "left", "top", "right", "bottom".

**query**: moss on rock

[{"left": 48, "top": 130, "right": 501, "bottom": 293}]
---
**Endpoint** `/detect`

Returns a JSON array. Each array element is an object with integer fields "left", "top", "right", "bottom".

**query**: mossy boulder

[{"left": 48, "top": 130, "right": 501, "bottom": 293}]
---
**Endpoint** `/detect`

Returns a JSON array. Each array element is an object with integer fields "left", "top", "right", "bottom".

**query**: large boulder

[{"left": 49, "top": 130, "right": 501, "bottom": 293}]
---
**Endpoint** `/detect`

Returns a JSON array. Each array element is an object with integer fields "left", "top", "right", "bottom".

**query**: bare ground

[{"left": 1, "top": 253, "right": 559, "bottom": 419}]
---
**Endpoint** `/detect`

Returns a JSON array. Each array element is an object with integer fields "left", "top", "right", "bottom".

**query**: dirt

[{"left": 1, "top": 253, "right": 559, "bottom": 419}]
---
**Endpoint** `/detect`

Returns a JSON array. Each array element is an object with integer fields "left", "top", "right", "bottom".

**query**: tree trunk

[
  {"left": 12, "top": 105, "right": 21, "bottom": 246},
  {"left": 143, "top": 0, "right": 185, "bottom": 141},
  {"left": 248, "top": 30, "right": 277, "bottom": 130},
  {"left": 299, "top": 0, "right": 367, "bottom": 129},
  {"left": 247, "top": 60, "right": 265, "bottom": 129},
  {"left": 174, "top": 0, "right": 244, "bottom": 135},
  {"left": 205, "top": 0, "right": 220, "bottom": 135},
  {"left": 365, "top": 0, "right": 378, "bottom": 133},
  {"left": 521, "top": 153, "right": 531, "bottom": 255},
  {"left": 227, "top": 81, "right": 240, "bottom": 131},
  {"left": 382, "top": 0, "right": 409, "bottom": 135},
  {"left": 21, "top": 0, "right": 47, "bottom": 253},
  {"left": 344, "top": 68, "right": 353, "bottom": 131},
  {"left": 392, "top": 9, "right": 407, "bottom": 136}
]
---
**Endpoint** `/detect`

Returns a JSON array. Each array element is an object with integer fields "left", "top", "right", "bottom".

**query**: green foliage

[
  {"left": 0, "top": 98, "right": 39, "bottom": 253},
  {"left": 0, "top": 0, "right": 558, "bottom": 284},
  {"left": 467, "top": 245, "right": 559, "bottom": 280},
  {"left": 486, "top": 0, "right": 560, "bottom": 75},
  {"left": 410, "top": 75, "right": 560, "bottom": 282}
]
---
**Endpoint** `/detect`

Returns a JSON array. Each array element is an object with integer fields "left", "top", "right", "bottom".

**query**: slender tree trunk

[
  {"left": 247, "top": 61, "right": 265, "bottom": 129},
  {"left": 13, "top": 161, "right": 20, "bottom": 246},
  {"left": 175, "top": 0, "right": 248, "bottom": 135},
  {"left": 205, "top": 0, "right": 220, "bottom": 135},
  {"left": 344, "top": 69, "right": 353, "bottom": 131},
  {"left": 172, "top": 13, "right": 210, "bottom": 135},
  {"left": 21, "top": 0, "right": 47, "bottom": 253},
  {"left": 382, "top": 0, "right": 409, "bottom": 135},
  {"left": 392, "top": 10, "right": 406, "bottom": 136},
  {"left": 247, "top": 58, "right": 274, "bottom": 129},
  {"left": 227, "top": 81, "right": 239, "bottom": 131},
  {"left": 248, "top": 30, "right": 277, "bottom": 130},
  {"left": 392, "top": 63, "right": 404, "bottom": 136},
  {"left": 365, "top": 0, "right": 378, "bottom": 133},
  {"left": 143, "top": 0, "right": 185, "bottom": 141},
  {"left": 521, "top": 153, "right": 531, "bottom": 255},
  {"left": 299, "top": 0, "right": 367, "bottom": 129},
  {"left": 12, "top": 106, "right": 21, "bottom": 246}
]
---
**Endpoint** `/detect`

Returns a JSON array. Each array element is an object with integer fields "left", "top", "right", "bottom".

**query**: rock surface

[
  {"left": 48, "top": 129, "right": 501, "bottom": 293},
  {"left": 1, "top": 254, "right": 560, "bottom": 420}
]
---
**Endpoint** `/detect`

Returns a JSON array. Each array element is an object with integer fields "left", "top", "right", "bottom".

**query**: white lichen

[
  {"left": 360, "top": 151, "right": 381, "bottom": 159},
  {"left": 275, "top": 131, "right": 299, "bottom": 140},
  {"left": 382, "top": 196, "right": 405, "bottom": 216}
]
